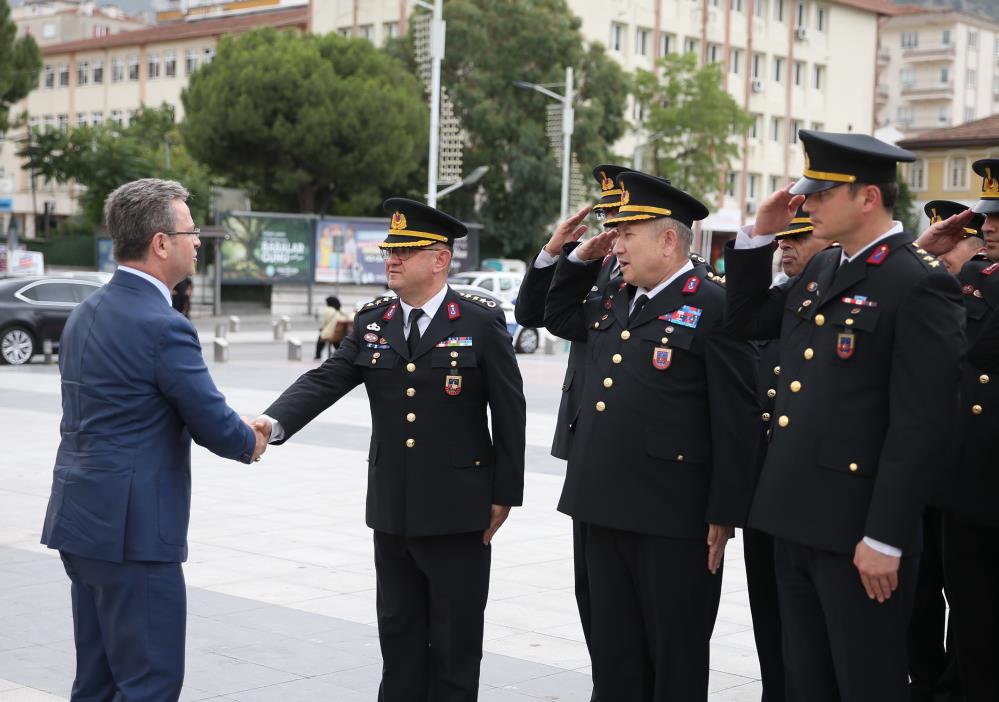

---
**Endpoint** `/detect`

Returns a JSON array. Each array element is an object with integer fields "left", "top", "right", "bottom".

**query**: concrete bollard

[
  {"left": 214, "top": 322, "right": 227, "bottom": 339},
  {"left": 280, "top": 315, "right": 292, "bottom": 333},
  {"left": 228, "top": 315, "right": 240, "bottom": 333},
  {"left": 43, "top": 339, "right": 54, "bottom": 364},
  {"left": 213, "top": 338, "right": 229, "bottom": 363},
  {"left": 287, "top": 337, "right": 302, "bottom": 361},
  {"left": 272, "top": 320, "right": 283, "bottom": 341}
]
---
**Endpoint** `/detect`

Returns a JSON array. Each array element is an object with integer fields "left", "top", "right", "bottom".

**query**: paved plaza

[{"left": 0, "top": 317, "right": 765, "bottom": 701}]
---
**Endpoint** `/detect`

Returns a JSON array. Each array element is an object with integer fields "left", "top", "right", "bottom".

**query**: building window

[
  {"left": 965, "top": 107, "right": 975, "bottom": 122},
  {"left": 755, "top": 0, "right": 766, "bottom": 18},
  {"left": 940, "top": 67, "right": 950, "bottom": 84},
  {"left": 93, "top": 60, "right": 103, "bottom": 84},
  {"left": 749, "top": 113, "right": 762, "bottom": 139},
  {"left": 811, "top": 121, "right": 824, "bottom": 131},
  {"left": 185, "top": 50, "right": 198, "bottom": 75},
  {"left": 684, "top": 37, "right": 699, "bottom": 56},
  {"left": 164, "top": 52, "right": 176, "bottom": 78},
  {"left": 967, "top": 69, "right": 976, "bottom": 88},
  {"left": 384, "top": 22, "right": 399, "bottom": 39},
  {"left": 43, "top": 114, "right": 55, "bottom": 130},
  {"left": 128, "top": 56, "right": 139, "bottom": 81},
  {"left": 813, "top": 64, "right": 825, "bottom": 90},
  {"left": 730, "top": 48, "right": 742, "bottom": 75},
  {"left": 775, "top": 0, "right": 785, "bottom": 22},
  {"left": 59, "top": 64, "right": 69, "bottom": 87},
  {"left": 660, "top": 33, "right": 675, "bottom": 56},
  {"left": 76, "top": 112, "right": 88, "bottom": 127},
  {"left": 358, "top": 24, "right": 374, "bottom": 41},
  {"left": 726, "top": 171, "right": 737, "bottom": 197},
  {"left": 752, "top": 52, "right": 765, "bottom": 79},
  {"left": 110, "top": 110, "right": 123, "bottom": 126},
  {"left": 942, "top": 28, "right": 951, "bottom": 46},
  {"left": 29, "top": 116, "right": 40, "bottom": 130},
  {"left": 111, "top": 58, "right": 123, "bottom": 82},
  {"left": 748, "top": 173, "right": 760, "bottom": 199},
  {"left": 905, "top": 160, "right": 925, "bottom": 190},
  {"left": 771, "top": 116, "right": 784, "bottom": 142},
  {"left": 338, "top": 27, "right": 351, "bottom": 38},
  {"left": 816, "top": 6, "right": 826, "bottom": 31},
  {"left": 148, "top": 53, "right": 160, "bottom": 79},
  {"left": 204, "top": 47, "right": 215, "bottom": 64},
  {"left": 42, "top": 22, "right": 56, "bottom": 39},
  {"left": 900, "top": 67, "right": 915, "bottom": 88},
  {"left": 43, "top": 65, "right": 54, "bottom": 89},
  {"left": 769, "top": 174, "right": 783, "bottom": 193},
  {"left": 790, "top": 119, "right": 804, "bottom": 143},
  {"left": 733, "top": 0, "right": 744, "bottom": 12},
  {"left": 610, "top": 22, "right": 625, "bottom": 52},
  {"left": 77, "top": 61, "right": 89, "bottom": 86},
  {"left": 938, "top": 105, "right": 950, "bottom": 124},
  {"left": 707, "top": 43, "right": 722, "bottom": 64},
  {"left": 897, "top": 106, "right": 913, "bottom": 124},
  {"left": 91, "top": 111, "right": 103, "bottom": 126},
  {"left": 773, "top": 57, "right": 785, "bottom": 83},
  {"left": 793, "top": 61, "right": 805, "bottom": 87},
  {"left": 901, "top": 32, "right": 918, "bottom": 49},
  {"left": 968, "top": 30, "right": 977, "bottom": 49},
  {"left": 795, "top": 1, "right": 806, "bottom": 28},
  {"left": 633, "top": 100, "right": 645, "bottom": 123},
  {"left": 949, "top": 157, "right": 967, "bottom": 189},
  {"left": 636, "top": 28, "right": 650, "bottom": 56}
]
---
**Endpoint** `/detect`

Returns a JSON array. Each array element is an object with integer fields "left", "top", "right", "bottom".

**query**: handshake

[{"left": 241, "top": 416, "right": 274, "bottom": 463}]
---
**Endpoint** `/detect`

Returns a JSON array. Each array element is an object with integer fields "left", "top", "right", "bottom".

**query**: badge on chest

[
  {"left": 445, "top": 374, "right": 462, "bottom": 396},
  {"left": 652, "top": 346, "right": 673, "bottom": 370},
  {"left": 836, "top": 331, "right": 856, "bottom": 359}
]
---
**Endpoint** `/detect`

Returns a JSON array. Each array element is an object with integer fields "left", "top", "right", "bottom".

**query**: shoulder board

[
  {"left": 906, "top": 243, "right": 944, "bottom": 271},
  {"left": 457, "top": 292, "right": 499, "bottom": 309},
  {"left": 705, "top": 271, "right": 726, "bottom": 287},
  {"left": 359, "top": 296, "right": 396, "bottom": 311}
]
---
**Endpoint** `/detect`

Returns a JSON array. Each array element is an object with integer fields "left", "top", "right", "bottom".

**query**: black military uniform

[
  {"left": 940, "top": 160, "right": 999, "bottom": 702},
  {"left": 725, "top": 131, "right": 965, "bottom": 702},
  {"left": 263, "top": 199, "right": 526, "bottom": 702},
  {"left": 545, "top": 172, "right": 760, "bottom": 701}
]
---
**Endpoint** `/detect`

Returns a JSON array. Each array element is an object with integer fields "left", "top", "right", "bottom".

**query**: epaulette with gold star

[
  {"left": 705, "top": 271, "right": 726, "bottom": 286},
  {"left": 457, "top": 291, "right": 499, "bottom": 309},
  {"left": 359, "top": 296, "right": 396, "bottom": 311},
  {"left": 908, "top": 243, "right": 943, "bottom": 270}
]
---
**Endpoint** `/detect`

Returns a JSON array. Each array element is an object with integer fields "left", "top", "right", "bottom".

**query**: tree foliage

[
  {"left": 0, "top": 0, "right": 41, "bottom": 132},
  {"left": 181, "top": 28, "right": 427, "bottom": 215},
  {"left": 17, "top": 105, "right": 214, "bottom": 229},
  {"left": 633, "top": 53, "right": 753, "bottom": 208},
  {"left": 393, "top": 0, "right": 629, "bottom": 259},
  {"left": 894, "top": 174, "right": 919, "bottom": 234}
]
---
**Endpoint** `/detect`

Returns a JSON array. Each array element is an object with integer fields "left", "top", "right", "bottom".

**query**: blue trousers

[{"left": 60, "top": 552, "right": 186, "bottom": 702}]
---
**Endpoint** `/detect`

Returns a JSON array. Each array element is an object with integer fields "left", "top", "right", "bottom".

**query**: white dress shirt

[
  {"left": 263, "top": 285, "right": 449, "bottom": 444},
  {"left": 117, "top": 266, "right": 172, "bottom": 307},
  {"left": 733, "top": 222, "right": 905, "bottom": 558},
  {"left": 534, "top": 247, "right": 559, "bottom": 268},
  {"left": 629, "top": 260, "right": 695, "bottom": 314}
]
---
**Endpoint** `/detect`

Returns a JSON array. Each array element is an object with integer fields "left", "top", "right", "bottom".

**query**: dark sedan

[{"left": 0, "top": 276, "right": 105, "bottom": 365}]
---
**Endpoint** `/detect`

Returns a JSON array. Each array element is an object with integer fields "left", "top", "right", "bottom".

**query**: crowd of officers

[{"left": 259, "top": 129, "right": 999, "bottom": 702}]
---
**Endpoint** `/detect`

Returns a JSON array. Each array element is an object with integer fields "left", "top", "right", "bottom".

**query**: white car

[{"left": 448, "top": 271, "right": 523, "bottom": 303}]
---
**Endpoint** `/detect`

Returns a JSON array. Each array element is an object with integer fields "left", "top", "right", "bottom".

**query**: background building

[
  {"left": 13, "top": 0, "right": 148, "bottom": 47},
  {"left": 877, "top": 8, "right": 999, "bottom": 134}
]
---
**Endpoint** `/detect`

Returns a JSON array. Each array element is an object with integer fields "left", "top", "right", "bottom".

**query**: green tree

[
  {"left": 0, "top": 0, "right": 41, "bottom": 132},
  {"left": 894, "top": 174, "right": 920, "bottom": 234},
  {"left": 181, "top": 28, "right": 427, "bottom": 215},
  {"left": 393, "top": 0, "right": 629, "bottom": 259},
  {"left": 633, "top": 53, "right": 753, "bottom": 208}
]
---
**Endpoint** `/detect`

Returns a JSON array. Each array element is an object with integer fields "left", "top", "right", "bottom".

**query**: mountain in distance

[{"left": 899, "top": 0, "right": 999, "bottom": 22}]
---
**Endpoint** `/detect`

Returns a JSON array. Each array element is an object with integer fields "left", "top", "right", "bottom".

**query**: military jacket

[
  {"left": 265, "top": 287, "right": 527, "bottom": 537},
  {"left": 544, "top": 253, "right": 760, "bottom": 539},
  {"left": 725, "top": 233, "right": 965, "bottom": 555}
]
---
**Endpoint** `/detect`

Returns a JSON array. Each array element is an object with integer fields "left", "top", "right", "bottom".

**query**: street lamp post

[
  {"left": 429, "top": 165, "right": 490, "bottom": 202},
  {"left": 514, "top": 65, "right": 575, "bottom": 221},
  {"left": 415, "top": 0, "right": 445, "bottom": 208}
]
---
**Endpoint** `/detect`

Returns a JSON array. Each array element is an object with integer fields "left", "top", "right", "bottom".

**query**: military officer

[
  {"left": 724, "top": 130, "right": 965, "bottom": 702},
  {"left": 916, "top": 160, "right": 999, "bottom": 702},
  {"left": 922, "top": 200, "right": 986, "bottom": 274},
  {"left": 254, "top": 199, "right": 527, "bottom": 702},
  {"left": 544, "top": 172, "right": 760, "bottom": 701}
]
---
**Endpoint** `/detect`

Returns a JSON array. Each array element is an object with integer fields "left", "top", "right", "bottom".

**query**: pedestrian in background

[{"left": 315, "top": 294, "right": 347, "bottom": 360}]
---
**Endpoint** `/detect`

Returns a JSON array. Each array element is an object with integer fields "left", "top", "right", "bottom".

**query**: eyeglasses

[
  {"left": 379, "top": 247, "right": 447, "bottom": 261},
  {"left": 164, "top": 228, "right": 201, "bottom": 237}
]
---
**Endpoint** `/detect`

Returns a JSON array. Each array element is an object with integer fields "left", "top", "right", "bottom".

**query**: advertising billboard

[{"left": 221, "top": 213, "right": 313, "bottom": 284}]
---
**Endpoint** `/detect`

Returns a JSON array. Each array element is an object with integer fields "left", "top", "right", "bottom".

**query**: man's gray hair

[
  {"left": 104, "top": 178, "right": 189, "bottom": 262},
  {"left": 657, "top": 216, "right": 693, "bottom": 255}
]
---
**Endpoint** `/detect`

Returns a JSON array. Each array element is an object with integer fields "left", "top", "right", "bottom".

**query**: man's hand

[
  {"left": 707, "top": 524, "right": 734, "bottom": 574},
  {"left": 242, "top": 416, "right": 268, "bottom": 462},
  {"left": 251, "top": 416, "right": 273, "bottom": 444},
  {"left": 915, "top": 208, "right": 975, "bottom": 255},
  {"left": 482, "top": 504, "right": 512, "bottom": 545},
  {"left": 573, "top": 227, "right": 619, "bottom": 262},
  {"left": 543, "top": 205, "right": 591, "bottom": 257},
  {"left": 853, "top": 539, "right": 900, "bottom": 603},
  {"left": 752, "top": 183, "right": 805, "bottom": 237}
]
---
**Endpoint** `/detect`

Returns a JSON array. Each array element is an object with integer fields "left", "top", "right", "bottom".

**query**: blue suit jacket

[{"left": 41, "top": 270, "right": 256, "bottom": 563}]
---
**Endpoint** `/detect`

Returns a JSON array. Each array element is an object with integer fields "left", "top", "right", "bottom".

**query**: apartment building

[
  {"left": 312, "top": 0, "right": 896, "bottom": 239},
  {"left": 0, "top": 6, "right": 309, "bottom": 237},
  {"left": 897, "top": 114, "right": 999, "bottom": 229},
  {"left": 13, "top": 1, "right": 148, "bottom": 47},
  {"left": 153, "top": 0, "right": 308, "bottom": 24},
  {"left": 877, "top": 9, "right": 999, "bottom": 135}
]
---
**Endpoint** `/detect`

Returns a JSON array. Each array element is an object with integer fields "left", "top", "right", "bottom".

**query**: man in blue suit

[{"left": 40, "top": 178, "right": 267, "bottom": 701}]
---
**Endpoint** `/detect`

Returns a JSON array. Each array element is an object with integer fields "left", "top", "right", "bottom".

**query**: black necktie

[
  {"left": 407, "top": 308, "right": 424, "bottom": 356},
  {"left": 628, "top": 294, "right": 648, "bottom": 325}
]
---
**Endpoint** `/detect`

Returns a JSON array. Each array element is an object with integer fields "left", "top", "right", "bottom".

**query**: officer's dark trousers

[
  {"left": 585, "top": 524, "right": 722, "bottom": 702},
  {"left": 773, "top": 538, "right": 917, "bottom": 702},
  {"left": 571, "top": 520, "right": 598, "bottom": 702},
  {"left": 943, "top": 514, "right": 999, "bottom": 702},
  {"left": 374, "top": 531, "right": 490, "bottom": 702},
  {"left": 60, "top": 552, "right": 186, "bottom": 702},
  {"left": 908, "top": 508, "right": 960, "bottom": 701},
  {"left": 743, "top": 527, "right": 785, "bottom": 702}
]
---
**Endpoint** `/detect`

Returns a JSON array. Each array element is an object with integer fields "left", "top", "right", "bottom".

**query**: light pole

[
  {"left": 415, "top": 0, "right": 445, "bottom": 208},
  {"left": 632, "top": 129, "right": 664, "bottom": 172},
  {"left": 513, "top": 65, "right": 575, "bottom": 221},
  {"left": 429, "top": 165, "right": 490, "bottom": 201}
]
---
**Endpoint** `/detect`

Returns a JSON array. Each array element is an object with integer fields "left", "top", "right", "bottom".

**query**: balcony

[
  {"left": 876, "top": 84, "right": 890, "bottom": 102},
  {"left": 878, "top": 48, "right": 891, "bottom": 64},
  {"left": 902, "top": 45, "right": 956, "bottom": 62},
  {"left": 900, "top": 81, "right": 954, "bottom": 100}
]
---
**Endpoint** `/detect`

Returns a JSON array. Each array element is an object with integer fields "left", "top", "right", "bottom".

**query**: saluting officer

[
  {"left": 254, "top": 199, "right": 526, "bottom": 702},
  {"left": 922, "top": 200, "right": 986, "bottom": 274},
  {"left": 513, "top": 164, "right": 630, "bottom": 702},
  {"left": 544, "top": 172, "right": 760, "bottom": 701},
  {"left": 724, "top": 130, "right": 965, "bottom": 702},
  {"left": 916, "top": 160, "right": 999, "bottom": 702}
]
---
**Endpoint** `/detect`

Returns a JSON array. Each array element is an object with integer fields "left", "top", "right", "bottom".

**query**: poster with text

[{"left": 221, "top": 213, "right": 313, "bottom": 284}]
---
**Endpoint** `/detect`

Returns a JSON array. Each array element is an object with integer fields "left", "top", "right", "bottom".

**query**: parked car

[
  {"left": 448, "top": 271, "right": 524, "bottom": 303},
  {"left": 0, "top": 276, "right": 105, "bottom": 365}
]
